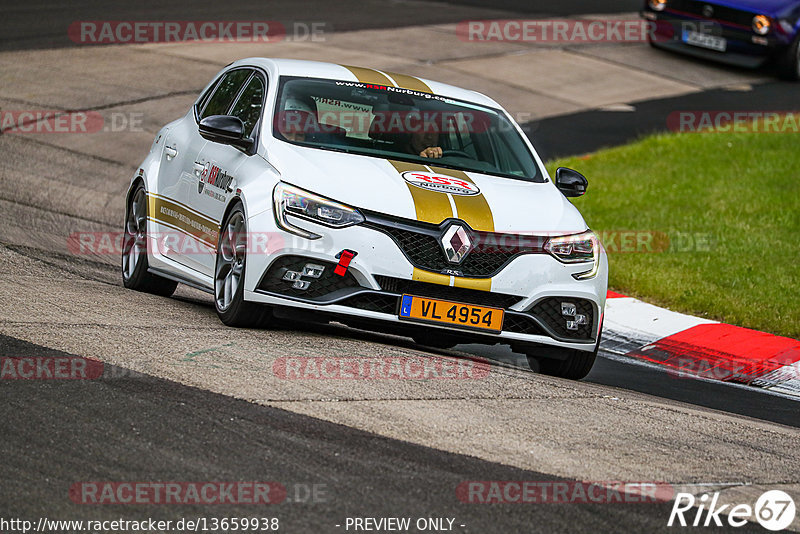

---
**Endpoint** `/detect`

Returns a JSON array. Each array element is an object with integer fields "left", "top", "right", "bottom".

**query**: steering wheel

[{"left": 441, "top": 149, "right": 473, "bottom": 159}]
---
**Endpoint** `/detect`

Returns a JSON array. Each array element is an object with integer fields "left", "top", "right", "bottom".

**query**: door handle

[
  {"left": 193, "top": 161, "right": 205, "bottom": 176},
  {"left": 164, "top": 145, "right": 178, "bottom": 159}
]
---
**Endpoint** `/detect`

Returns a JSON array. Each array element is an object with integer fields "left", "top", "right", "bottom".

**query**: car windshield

[{"left": 273, "top": 76, "right": 544, "bottom": 182}]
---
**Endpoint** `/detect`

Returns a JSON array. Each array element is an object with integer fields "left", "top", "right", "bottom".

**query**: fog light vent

[
  {"left": 302, "top": 264, "right": 325, "bottom": 278},
  {"left": 282, "top": 270, "right": 302, "bottom": 282}
]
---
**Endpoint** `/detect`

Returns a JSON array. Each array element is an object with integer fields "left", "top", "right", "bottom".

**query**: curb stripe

[{"left": 603, "top": 295, "right": 800, "bottom": 397}]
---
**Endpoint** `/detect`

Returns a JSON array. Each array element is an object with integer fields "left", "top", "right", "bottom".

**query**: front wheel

[
  {"left": 412, "top": 331, "right": 459, "bottom": 350},
  {"left": 121, "top": 184, "right": 178, "bottom": 297},
  {"left": 527, "top": 325, "right": 602, "bottom": 380},
  {"left": 777, "top": 34, "right": 800, "bottom": 81},
  {"left": 214, "top": 205, "right": 272, "bottom": 328},
  {"left": 528, "top": 347, "right": 598, "bottom": 380}
]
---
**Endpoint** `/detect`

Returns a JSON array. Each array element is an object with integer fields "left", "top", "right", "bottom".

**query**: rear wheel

[
  {"left": 777, "top": 34, "right": 800, "bottom": 81},
  {"left": 214, "top": 205, "right": 272, "bottom": 328},
  {"left": 121, "top": 184, "right": 178, "bottom": 297}
]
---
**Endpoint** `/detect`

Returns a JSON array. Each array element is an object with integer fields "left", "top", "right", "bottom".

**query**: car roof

[{"left": 228, "top": 57, "right": 503, "bottom": 110}]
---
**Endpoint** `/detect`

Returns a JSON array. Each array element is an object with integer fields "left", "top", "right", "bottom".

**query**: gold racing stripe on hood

[
  {"left": 382, "top": 71, "right": 432, "bottom": 93},
  {"left": 342, "top": 65, "right": 432, "bottom": 93},
  {"left": 427, "top": 165, "right": 495, "bottom": 233},
  {"left": 389, "top": 160, "right": 495, "bottom": 292},
  {"left": 341, "top": 65, "right": 395, "bottom": 87},
  {"left": 389, "top": 159, "right": 453, "bottom": 225}
]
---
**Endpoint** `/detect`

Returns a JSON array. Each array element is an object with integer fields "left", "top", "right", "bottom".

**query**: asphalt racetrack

[{"left": 1, "top": 1, "right": 798, "bottom": 533}]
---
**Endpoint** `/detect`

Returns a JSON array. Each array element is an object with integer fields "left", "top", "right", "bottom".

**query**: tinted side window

[
  {"left": 229, "top": 75, "right": 265, "bottom": 138},
  {"left": 200, "top": 69, "right": 252, "bottom": 119}
]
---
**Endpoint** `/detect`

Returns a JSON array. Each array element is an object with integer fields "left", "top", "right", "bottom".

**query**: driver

[
  {"left": 406, "top": 130, "right": 442, "bottom": 159},
  {"left": 276, "top": 96, "right": 318, "bottom": 142}
]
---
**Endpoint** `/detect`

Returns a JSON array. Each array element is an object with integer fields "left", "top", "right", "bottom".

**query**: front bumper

[
  {"left": 643, "top": 8, "right": 792, "bottom": 68},
  {"left": 244, "top": 207, "right": 608, "bottom": 354}
]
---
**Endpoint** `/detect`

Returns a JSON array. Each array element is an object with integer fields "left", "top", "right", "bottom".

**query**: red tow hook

[{"left": 334, "top": 250, "right": 357, "bottom": 276}]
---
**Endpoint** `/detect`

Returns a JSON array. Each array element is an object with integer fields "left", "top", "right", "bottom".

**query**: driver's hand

[{"left": 419, "top": 146, "right": 443, "bottom": 158}]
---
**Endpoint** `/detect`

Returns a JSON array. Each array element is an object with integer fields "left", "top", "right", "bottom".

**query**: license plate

[
  {"left": 398, "top": 295, "right": 504, "bottom": 333},
  {"left": 683, "top": 30, "right": 727, "bottom": 52}
]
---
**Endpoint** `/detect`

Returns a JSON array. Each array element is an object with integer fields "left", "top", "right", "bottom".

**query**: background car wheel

[
  {"left": 121, "top": 184, "right": 178, "bottom": 297},
  {"left": 777, "top": 34, "right": 800, "bottom": 81},
  {"left": 214, "top": 205, "right": 272, "bottom": 328}
]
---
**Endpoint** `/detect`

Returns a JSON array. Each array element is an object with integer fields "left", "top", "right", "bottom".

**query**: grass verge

[{"left": 548, "top": 132, "right": 800, "bottom": 339}]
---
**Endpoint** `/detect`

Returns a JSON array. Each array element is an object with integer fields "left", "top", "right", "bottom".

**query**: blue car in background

[{"left": 642, "top": 0, "right": 800, "bottom": 79}]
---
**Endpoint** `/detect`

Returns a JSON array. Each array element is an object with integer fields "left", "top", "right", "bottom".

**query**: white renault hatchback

[{"left": 122, "top": 58, "right": 608, "bottom": 379}]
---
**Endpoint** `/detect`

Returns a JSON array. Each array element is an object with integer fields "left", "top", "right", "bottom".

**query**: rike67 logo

[{"left": 669, "top": 490, "right": 796, "bottom": 531}]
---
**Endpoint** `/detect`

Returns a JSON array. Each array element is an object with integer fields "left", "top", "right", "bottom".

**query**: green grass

[{"left": 548, "top": 132, "right": 800, "bottom": 339}]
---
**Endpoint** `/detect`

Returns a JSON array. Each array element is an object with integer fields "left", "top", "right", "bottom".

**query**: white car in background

[{"left": 122, "top": 58, "right": 608, "bottom": 379}]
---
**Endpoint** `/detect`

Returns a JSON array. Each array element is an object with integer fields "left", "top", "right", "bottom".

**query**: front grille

[
  {"left": 257, "top": 256, "right": 361, "bottom": 301},
  {"left": 503, "top": 314, "right": 547, "bottom": 336},
  {"left": 363, "top": 212, "right": 546, "bottom": 278},
  {"left": 666, "top": 0, "right": 757, "bottom": 27},
  {"left": 375, "top": 276, "right": 523, "bottom": 309},
  {"left": 530, "top": 297, "right": 595, "bottom": 340},
  {"left": 340, "top": 292, "right": 398, "bottom": 314}
]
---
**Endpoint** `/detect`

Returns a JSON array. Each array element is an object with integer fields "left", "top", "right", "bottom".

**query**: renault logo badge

[{"left": 441, "top": 224, "right": 472, "bottom": 264}]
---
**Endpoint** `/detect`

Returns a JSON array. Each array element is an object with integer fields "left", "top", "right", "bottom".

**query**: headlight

[
  {"left": 752, "top": 15, "right": 771, "bottom": 35},
  {"left": 649, "top": 0, "right": 667, "bottom": 12},
  {"left": 273, "top": 182, "right": 365, "bottom": 239},
  {"left": 544, "top": 231, "right": 600, "bottom": 280}
]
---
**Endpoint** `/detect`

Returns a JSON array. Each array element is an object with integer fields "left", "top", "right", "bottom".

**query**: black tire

[
  {"left": 121, "top": 184, "right": 178, "bottom": 297},
  {"left": 777, "top": 34, "right": 800, "bottom": 81},
  {"left": 527, "top": 325, "right": 602, "bottom": 380},
  {"left": 530, "top": 347, "right": 598, "bottom": 380},
  {"left": 214, "top": 205, "right": 272, "bottom": 328},
  {"left": 412, "top": 331, "right": 459, "bottom": 350}
]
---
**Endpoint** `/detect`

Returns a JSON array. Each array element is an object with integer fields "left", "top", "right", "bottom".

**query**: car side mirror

[
  {"left": 198, "top": 115, "right": 255, "bottom": 155},
  {"left": 555, "top": 167, "right": 588, "bottom": 197}
]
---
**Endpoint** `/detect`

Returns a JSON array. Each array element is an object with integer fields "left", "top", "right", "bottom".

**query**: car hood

[
  {"left": 706, "top": 0, "right": 798, "bottom": 16},
  {"left": 267, "top": 142, "right": 588, "bottom": 235}
]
